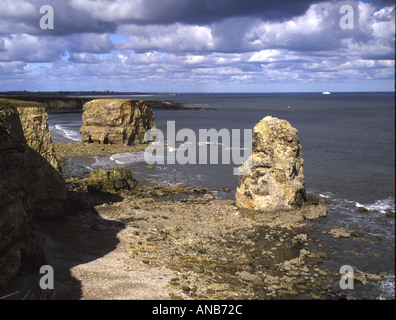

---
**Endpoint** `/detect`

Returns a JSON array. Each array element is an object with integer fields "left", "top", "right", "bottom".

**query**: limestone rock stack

[
  {"left": 80, "top": 99, "right": 156, "bottom": 145},
  {"left": 235, "top": 116, "right": 306, "bottom": 212}
]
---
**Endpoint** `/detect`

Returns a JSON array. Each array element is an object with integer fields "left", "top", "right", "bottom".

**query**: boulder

[
  {"left": 80, "top": 99, "right": 156, "bottom": 145},
  {"left": 235, "top": 116, "right": 306, "bottom": 212},
  {"left": 87, "top": 167, "right": 138, "bottom": 193}
]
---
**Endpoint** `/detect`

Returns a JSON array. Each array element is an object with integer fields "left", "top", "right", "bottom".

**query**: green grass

[{"left": 0, "top": 98, "right": 44, "bottom": 108}]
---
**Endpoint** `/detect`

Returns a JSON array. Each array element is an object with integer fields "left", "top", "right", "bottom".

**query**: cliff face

[
  {"left": 16, "top": 106, "right": 66, "bottom": 218},
  {"left": 236, "top": 116, "right": 306, "bottom": 212},
  {"left": 17, "top": 106, "right": 61, "bottom": 171},
  {"left": 80, "top": 99, "right": 156, "bottom": 145},
  {"left": 0, "top": 104, "right": 46, "bottom": 288}
]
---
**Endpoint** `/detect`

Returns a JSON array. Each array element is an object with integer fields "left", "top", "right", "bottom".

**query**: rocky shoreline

[{"left": 1, "top": 100, "right": 393, "bottom": 300}]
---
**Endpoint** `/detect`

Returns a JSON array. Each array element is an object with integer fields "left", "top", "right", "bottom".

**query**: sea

[{"left": 49, "top": 92, "right": 395, "bottom": 300}]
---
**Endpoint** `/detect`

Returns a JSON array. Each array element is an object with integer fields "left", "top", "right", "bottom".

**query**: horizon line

[{"left": 1, "top": 90, "right": 394, "bottom": 95}]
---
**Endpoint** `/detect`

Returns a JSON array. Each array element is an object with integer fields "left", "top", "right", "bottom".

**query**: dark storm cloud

[
  {"left": 127, "top": 0, "right": 319, "bottom": 25},
  {"left": 0, "top": 0, "right": 117, "bottom": 36},
  {"left": 71, "top": 0, "right": 320, "bottom": 27},
  {"left": 0, "top": 0, "right": 320, "bottom": 36}
]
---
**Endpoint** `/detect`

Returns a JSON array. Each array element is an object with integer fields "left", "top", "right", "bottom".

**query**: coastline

[
  {"left": 0, "top": 94, "right": 202, "bottom": 114},
  {"left": 2, "top": 141, "right": 391, "bottom": 300},
  {"left": 1, "top": 95, "right": 394, "bottom": 300}
]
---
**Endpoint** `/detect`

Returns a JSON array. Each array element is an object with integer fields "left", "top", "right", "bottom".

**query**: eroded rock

[
  {"left": 80, "top": 99, "right": 156, "bottom": 145},
  {"left": 87, "top": 167, "right": 138, "bottom": 193},
  {"left": 236, "top": 116, "right": 306, "bottom": 212},
  {"left": 0, "top": 102, "right": 47, "bottom": 288},
  {"left": 16, "top": 106, "right": 67, "bottom": 218}
]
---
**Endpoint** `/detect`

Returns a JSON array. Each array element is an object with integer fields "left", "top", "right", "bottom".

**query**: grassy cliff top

[{"left": 0, "top": 98, "right": 45, "bottom": 108}]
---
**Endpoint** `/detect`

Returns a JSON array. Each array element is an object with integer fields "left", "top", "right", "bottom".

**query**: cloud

[
  {"left": 117, "top": 23, "right": 214, "bottom": 53},
  {"left": 68, "top": 34, "right": 115, "bottom": 53},
  {"left": 0, "top": 34, "right": 68, "bottom": 62},
  {"left": 70, "top": 0, "right": 318, "bottom": 25},
  {"left": 0, "top": 0, "right": 117, "bottom": 36},
  {"left": 0, "top": 0, "right": 394, "bottom": 92}
]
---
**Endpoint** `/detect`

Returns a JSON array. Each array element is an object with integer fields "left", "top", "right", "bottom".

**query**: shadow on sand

[{"left": 0, "top": 189, "right": 125, "bottom": 300}]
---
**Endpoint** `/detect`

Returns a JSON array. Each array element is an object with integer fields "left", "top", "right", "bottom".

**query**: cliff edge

[{"left": 0, "top": 100, "right": 66, "bottom": 289}]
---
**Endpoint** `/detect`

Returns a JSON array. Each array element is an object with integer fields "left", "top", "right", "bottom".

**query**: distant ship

[{"left": 322, "top": 91, "right": 331, "bottom": 95}]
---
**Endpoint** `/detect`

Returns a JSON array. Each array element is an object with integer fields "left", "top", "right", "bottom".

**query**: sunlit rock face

[
  {"left": 80, "top": 99, "right": 156, "bottom": 146},
  {"left": 236, "top": 116, "right": 306, "bottom": 213}
]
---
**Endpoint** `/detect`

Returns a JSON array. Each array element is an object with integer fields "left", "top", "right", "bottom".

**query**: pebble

[
  {"left": 171, "top": 231, "right": 180, "bottom": 239},
  {"left": 192, "top": 266, "right": 204, "bottom": 274},
  {"left": 182, "top": 285, "right": 191, "bottom": 292}
]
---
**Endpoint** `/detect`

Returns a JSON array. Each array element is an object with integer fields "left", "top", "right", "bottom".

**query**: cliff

[
  {"left": 0, "top": 102, "right": 47, "bottom": 288},
  {"left": 16, "top": 106, "right": 61, "bottom": 171},
  {"left": 80, "top": 99, "right": 156, "bottom": 145},
  {"left": 16, "top": 105, "right": 67, "bottom": 218}
]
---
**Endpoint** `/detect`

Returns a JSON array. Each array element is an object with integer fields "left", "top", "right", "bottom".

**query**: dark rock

[
  {"left": 87, "top": 167, "right": 138, "bottom": 193},
  {"left": 0, "top": 102, "right": 50, "bottom": 288},
  {"left": 385, "top": 209, "right": 395, "bottom": 218},
  {"left": 306, "top": 194, "right": 320, "bottom": 205}
]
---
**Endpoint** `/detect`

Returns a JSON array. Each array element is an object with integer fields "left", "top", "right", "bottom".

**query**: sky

[{"left": 0, "top": 0, "right": 394, "bottom": 93}]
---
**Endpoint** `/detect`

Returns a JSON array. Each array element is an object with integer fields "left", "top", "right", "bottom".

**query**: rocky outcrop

[
  {"left": 17, "top": 106, "right": 61, "bottom": 171},
  {"left": 235, "top": 116, "right": 306, "bottom": 212},
  {"left": 0, "top": 103, "right": 46, "bottom": 288},
  {"left": 87, "top": 168, "right": 138, "bottom": 193},
  {"left": 16, "top": 106, "right": 67, "bottom": 218},
  {"left": 80, "top": 99, "right": 156, "bottom": 145}
]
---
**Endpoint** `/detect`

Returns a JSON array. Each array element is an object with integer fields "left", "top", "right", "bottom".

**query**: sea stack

[
  {"left": 80, "top": 99, "right": 156, "bottom": 145},
  {"left": 235, "top": 116, "right": 306, "bottom": 212}
]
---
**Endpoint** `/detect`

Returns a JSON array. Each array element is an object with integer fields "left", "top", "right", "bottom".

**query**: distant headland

[{"left": 0, "top": 91, "right": 200, "bottom": 114}]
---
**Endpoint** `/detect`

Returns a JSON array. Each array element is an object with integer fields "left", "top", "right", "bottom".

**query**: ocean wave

[
  {"left": 90, "top": 156, "right": 114, "bottom": 169},
  {"left": 223, "top": 146, "right": 251, "bottom": 151},
  {"left": 110, "top": 152, "right": 145, "bottom": 164},
  {"left": 54, "top": 124, "right": 81, "bottom": 142},
  {"left": 377, "top": 274, "right": 396, "bottom": 300},
  {"left": 315, "top": 191, "right": 395, "bottom": 215},
  {"left": 354, "top": 197, "right": 395, "bottom": 213},
  {"left": 319, "top": 192, "right": 334, "bottom": 199},
  {"left": 197, "top": 141, "right": 222, "bottom": 146}
]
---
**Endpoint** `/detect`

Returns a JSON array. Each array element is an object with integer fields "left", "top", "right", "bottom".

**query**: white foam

[
  {"left": 54, "top": 124, "right": 81, "bottom": 141},
  {"left": 223, "top": 146, "right": 250, "bottom": 151},
  {"left": 319, "top": 192, "right": 334, "bottom": 199},
  {"left": 197, "top": 141, "right": 222, "bottom": 146},
  {"left": 377, "top": 275, "right": 395, "bottom": 300},
  {"left": 90, "top": 156, "right": 114, "bottom": 169},
  {"left": 110, "top": 152, "right": 145, "bottom": 164},
  {"left": 355, "top": 197, "right": 395, "bottom": 213}
]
